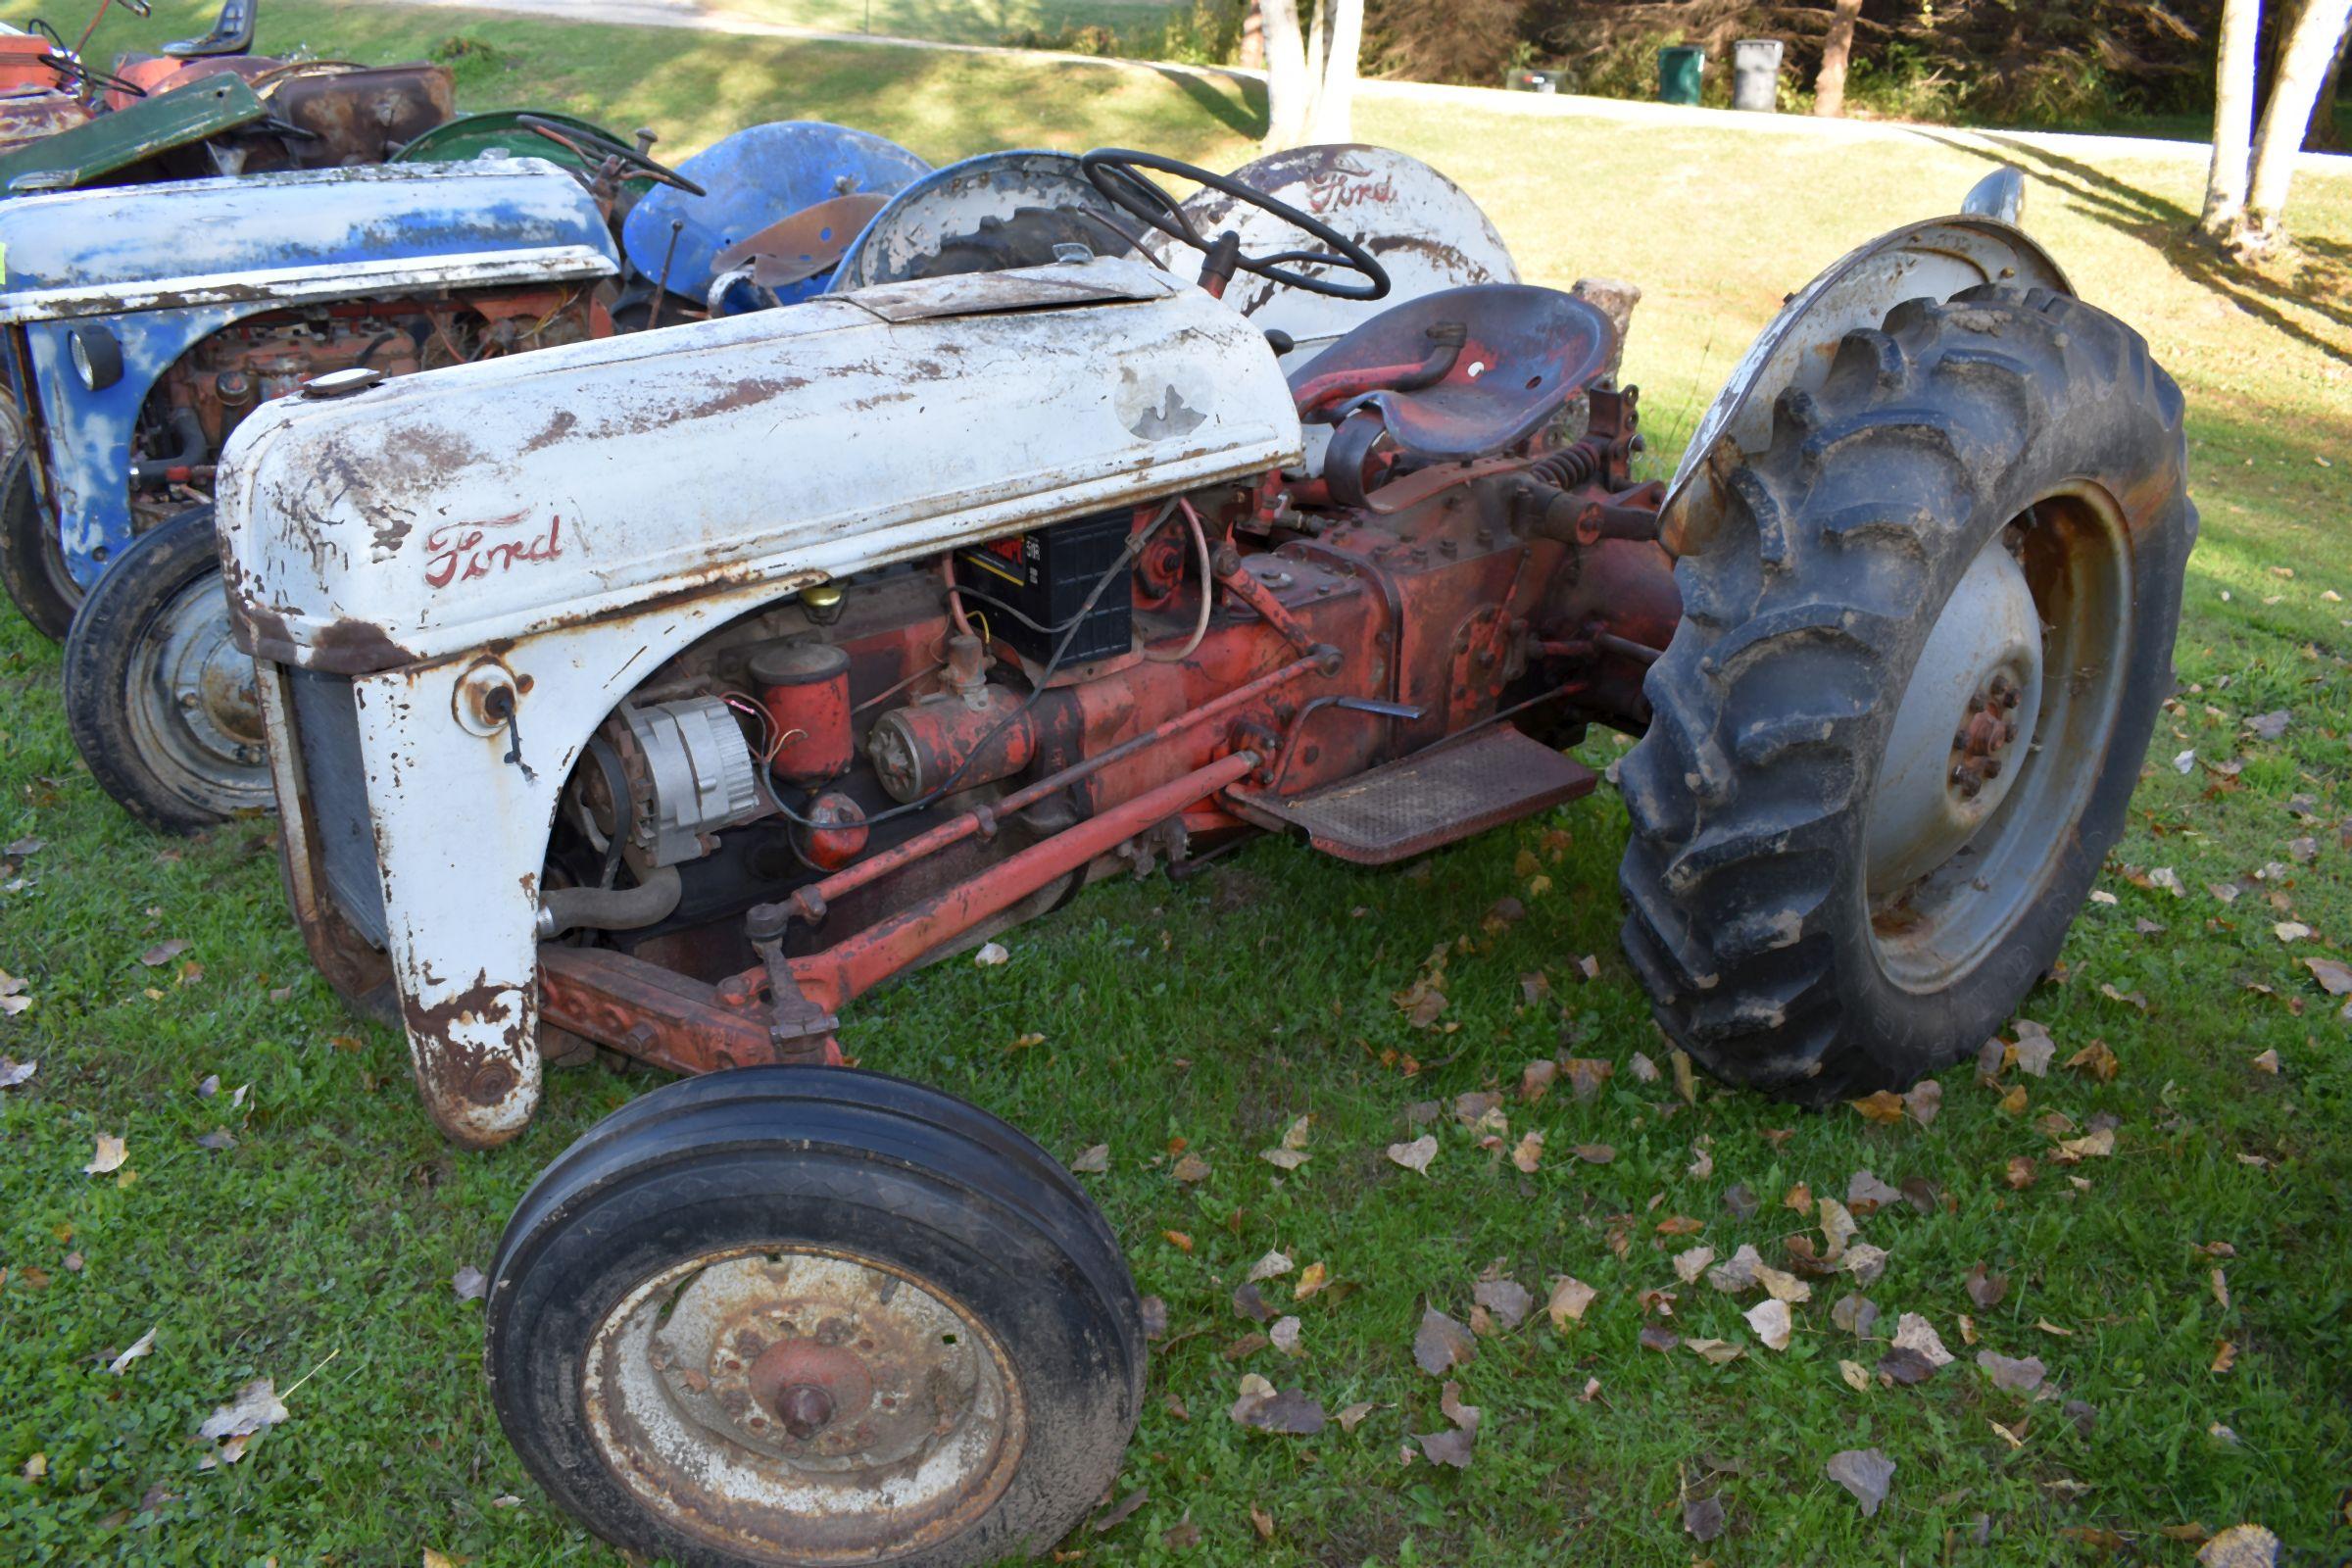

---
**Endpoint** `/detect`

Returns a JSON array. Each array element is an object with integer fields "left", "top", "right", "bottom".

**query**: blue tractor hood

[{"left": 0, "top": 157, "right": 617, "bottom": 322}]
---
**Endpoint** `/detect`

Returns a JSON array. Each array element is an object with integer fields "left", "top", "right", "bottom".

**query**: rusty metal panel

[
  {"left": 0, "top": 74, "right": 265, "bottom": 195},
  {"left": 0, "top": 158, "right": 617, "bottom": 320},
  {"left": 215, "top": 256, "right": 1303, "bottom": 675}
]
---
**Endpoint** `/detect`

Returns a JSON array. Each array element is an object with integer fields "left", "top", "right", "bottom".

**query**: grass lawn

[
  {"left": 702, "top": 0, "right": 1185, "bottom": 48},
  {"left": 3, "top": 3, "right": 2351, "bottom": 1564}
]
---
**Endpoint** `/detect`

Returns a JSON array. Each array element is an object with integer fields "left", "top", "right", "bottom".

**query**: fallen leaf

[
  {"left": 1563, "top": 1057, "right": 1613, "bottom": 1102},
  {"left": 1572, "top": 1143, "right": 1615, "bottom": 1164},
  {"left": 196, "top": 1129, "right": 235, "bottom": 1152},
  {"left": 2250, "top": 1049, "right": 2280, "bottom": 1074},
  {"left": 1818, "top": 1198, "right": 1858, "bottom": 1261},
  {"left": 1686, "top": 1140, "right": 1714, "bottom": 1179},
  {"left": 1386, "top": 1136, "right": 1437, "bottom": 1175},
  {"left": 1545, "top": 1276, "right": 1596, "bottom": 1329},
  {"left": 1654, "top": 1214, "right": 1704, "bottom": 1237},
  {"left": 1685, "top": 1336, "right": 1743, "bottom": 1365},
  {"left": 1744, "top": 1298, "right": 1793, "bottom": 1350},
  {"left": 1639, "top": 1323, "right": 1680, "bottom": 1352},
  {"left": 2274, "top": 921, "right": 2312, "bottom": 943},
  {"left": 1472, "top": 1277, "right": 1533, "bottom": 1332},
  {"left": 139, "top": 940, "right": 190, "bottom": 968},
  {"left": 1172, "top": 1152, "right": 1211, "bottom": 1184},
  {"left": 1336, "top": 1400, "right": 1375, "bottom": 1432},
  {"left": 1140, "top": 1297, "right": 1167, "bottom": 1339},
  {"left": 1892, "top": 1313, "right": 1954, "bottom": 1368},
  {"left": 1876, "top": 1346, "right": 1938, "bottom": 1387},
  {"left": 1833, "top": 1294, "right": 1880, "bottom": 1338},
  {"left": 1978, "top": 1350, "right": 2045, "bottom": 1393},
  {"left": 199, "top": 1377, "right": 289, "bottom": 1452},
  {"left": 2005, "top": 1154, "right": 2038, "bottom": 1190},
  {"left": 1250, "top": 1503, "right": 1275, "bottom": 1541},
  {"left": 1846, "top": 1170, "right": 1902, "bottom": 1213},
  {"left": 1163, "top": 1231, "right": 1194, "bottom": 1253},
  {"left": 83, "top": 1134, "right": 126, "bottom": 1176},
  {"left": 1684, "top": 1491, "right": 1727, "bottom": 1542},
  {"left": 2012, "top": 1023, "right": 2056, "bottom": 1077},
  {"left": 1092, "top": 1489, "right": 1148, "bottom": 1534},
  {"left": 1840, "top": 1243, "right": 1888, "bottom": 1286},
  {"left": 0, "top": 1056, "right": 35, "bottom": 1089},
  {"left": 2066, "top": 1040, "right": 2120, "bottom": 1081},
  {"left": 1509, "top": 1130, "right": 1544, "bottom": 1173},
  {"left": 1904, "top": 1079, "right": 1942, "bottom": 1126},
  {"left": 1838, "top": 1357, "right": 1873, "bottom": 1392},
  {"left": 1233, "top": 1385, "right": 1325, "bottom": 1436},
  {"left": 1415, "top": 1426, "right": 1475, "bottom": 1468},
  {"left": 2303, "top": 956, "right": 2352, "bottom": 996},
  {"left": 2210, "top": 1339, "right": 2237, "bottom": 1375},
  {"left": 2056, "top": 1127, "right": 2115, "bottom": 1161},
  {"left": 1848, "top": 1088, "right": 1908, "bottom": 1126},
  {"left": 973, "top": 942, "right": 1009, "bottom": 966},
  {"left": 1247, "top": 1250, "right": 1293, "bottom": 1284},
  {"left": 1233, "top": 1283, "right": 1276, "bottom": 1323},
  {"left": 1069, "top": 1144, "right": 1109, "bottom": 1174},
  {"left": 1782, "top": 1182, "right": 1812, "bottom": 1213},
  {"left": 1965, "top": 1263, "right": 2008, "bottom": 1309},
  {"left": 1293, "top": 1261, "right": 1328, "bottom": 1300},
  {"left": 1826, "top": 1447, "right": 1895, "bottom": 1516},
  {"left": 107, "top": 1326, "right": 158, "bottom": 1375},
  {"left": 1630, "top": 1052, "right": 1660, "bottom": 1083},
  {"left": 1412, "top": 1308, "right": 1475, "bottom": 1376},
  {"left": 1673, "top": 1246, "right": 1716, "bottom": 1285},
  {"left": 1269, "top": 1316, "right": 1302, "bottom": 1356},
  {"left": 2196, "top": 1523, "right": 2281, "bottom": 1567}
]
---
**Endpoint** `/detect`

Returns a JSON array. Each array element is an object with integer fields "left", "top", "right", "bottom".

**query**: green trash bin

[{"left": 1657, "top": 44, "right": 1705, "bottom": 106}]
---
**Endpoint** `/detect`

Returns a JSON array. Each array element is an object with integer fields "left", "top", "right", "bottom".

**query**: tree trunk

[
  {"left": 1239, "top": 0, "right": 1265, "bottom": 70},
  {"left": 2201, "top": 0, "right": 2263, "bottom": 242},
  {"left": 2243, "top": 0, "right": 2352, "bottom": 250},
  {"left": 1261, "top": 0, "right": 1309, "bottom": 148},
  {"left": 1815, "top": 0, "right": 1865, "bottom": 118},
  {"left": 2312, "top": 12, "right": 2350, "bottom": 148},
  {"left": 1306, "top": 0, "right": 1363, "bottom": 143}
]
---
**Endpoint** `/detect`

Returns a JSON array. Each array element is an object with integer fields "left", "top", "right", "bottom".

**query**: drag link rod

[
  {"left": 771, "top": 649, "right": 1334, "bottom": 925},
  {"left": 788, "top": 750, "right": 1261, "bottom": 1010}
]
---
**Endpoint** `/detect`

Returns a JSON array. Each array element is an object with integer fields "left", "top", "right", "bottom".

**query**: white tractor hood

[{"left": 215, "top": 256, "right": 1304, "bottom": 673}]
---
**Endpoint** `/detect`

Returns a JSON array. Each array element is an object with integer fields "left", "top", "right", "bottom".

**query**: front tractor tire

[
  {"left": 486, "top": 1067, "right": 1147, "bottom": 1568},
  {"left": 1619, "top": 287, "right": 2194, "bottom": 1103},
  {"left": 62, "top": 505, "right": 274, "bottom": 832}
]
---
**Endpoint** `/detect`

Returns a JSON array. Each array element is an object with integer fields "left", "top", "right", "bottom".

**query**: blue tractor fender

[
  {"left": 620, "top": 121, "right": 930, "bottom": 309},
  {"left": 0, "top": 158, "right": 618, "bottom": 587}
]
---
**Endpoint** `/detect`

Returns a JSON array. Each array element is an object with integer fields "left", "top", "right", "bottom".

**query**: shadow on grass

[
  {"left": 1917, "top": 129, "right": 2352, "bottom": 365},
  {"left": 1146, "top": 61, "right": 1266, "bottom": 140}
]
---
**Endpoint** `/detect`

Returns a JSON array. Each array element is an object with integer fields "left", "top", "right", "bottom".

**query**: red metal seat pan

[{"left": 1285, "top": 283, "right": 1617, "bottom": 464}]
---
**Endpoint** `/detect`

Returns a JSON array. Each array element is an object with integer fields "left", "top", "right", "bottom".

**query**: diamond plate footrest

[{"left": 1237, "top": 727, "right": 1596, "bottom": 865}]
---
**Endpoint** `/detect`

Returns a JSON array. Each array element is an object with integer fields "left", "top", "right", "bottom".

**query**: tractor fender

[
  {"left": 1661, "top": 199, "right": 2070, "bottom": 557},
  {"left": 0, "top": 159, "right": 617, "bottom": 585}
]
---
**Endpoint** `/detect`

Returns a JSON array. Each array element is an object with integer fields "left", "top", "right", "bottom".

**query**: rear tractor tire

[
  {"left": 62, "top": 505, "right": 274, "bottom": 832},
  {"left": 0, "top": 443, "right": 80, "bottom": 642},
  {"left": 486, "top": 1066, "right": 1146, "bottom": 1568},
  {"left": 1618, "top": 286, "right": 2194, "bottom": 1103}
]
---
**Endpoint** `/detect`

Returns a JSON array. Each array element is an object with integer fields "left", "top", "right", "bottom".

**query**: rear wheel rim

[
  {"left": 124, "top": 570, "right": 270, "bottom": 812},
  {"left": 1866, "top": 484, "right": 2132, "bottom": 992},
  {"left": 582, "top": 1245, "right": 1027, "bottom": 1566}
]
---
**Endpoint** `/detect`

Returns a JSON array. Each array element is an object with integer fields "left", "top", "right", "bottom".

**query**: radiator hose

[{"left": 536, "top": 865, "right": 682, "bottom": 938}]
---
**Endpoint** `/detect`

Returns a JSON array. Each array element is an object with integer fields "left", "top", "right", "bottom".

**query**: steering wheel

[
  {"left": 516, "top": 115, "right": 706, "bottom": 198},
  {"left": 39, "top": 49, "right": 146, "bottom": 98},
  {"left": 1079, "top": 148, "right": 1389, "bottom": 302}
]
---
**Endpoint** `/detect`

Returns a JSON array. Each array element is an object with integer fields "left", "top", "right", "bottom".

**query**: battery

[{"left": 954, "top": 509, "right": 1135, "bottom": 667}]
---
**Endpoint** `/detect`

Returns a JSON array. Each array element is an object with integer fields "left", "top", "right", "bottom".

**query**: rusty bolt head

[
  {"left": 1982, "top": 759, "right": 2002, "bottom": 779},
  {"left": 777, "top": 1384, "right": 835, "bottom": 1442}
]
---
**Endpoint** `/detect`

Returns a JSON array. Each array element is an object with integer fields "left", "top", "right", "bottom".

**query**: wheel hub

[
  {"left": 1864, "top": 536, "right": 2044, "bottom": 900},
  {"left": 144, "top": 575, "right": 267, "bottom": 771},
  {"left": 584, "top": 1246, "right": 1024, "bottom": 1565}
]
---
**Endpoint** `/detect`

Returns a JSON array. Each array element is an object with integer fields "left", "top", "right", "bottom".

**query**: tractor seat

[{"left": 1286, "top": 284, "right": 1617, "bottom": 464}]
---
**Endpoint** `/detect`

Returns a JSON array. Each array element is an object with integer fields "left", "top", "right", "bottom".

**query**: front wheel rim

[
  {"left": 582, "top": 1245, "right": 1028, "bottom": 1566},
  {"left": 1866, "top": 484, "right": 2132, "bottom": 992},
  {"left": 124, "top": 569, "right": 270, "bottom": 811}
]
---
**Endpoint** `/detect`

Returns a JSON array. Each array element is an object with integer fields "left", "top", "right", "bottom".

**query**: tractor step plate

[{"left": 1241, "top": 727, "right": 1596, "bottom": 865}]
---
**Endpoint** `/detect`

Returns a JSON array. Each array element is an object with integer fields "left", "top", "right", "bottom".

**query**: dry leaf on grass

[
  {"left": 1572, "top": 1143, "right": 1616, "bottom": 1164},
  {"left": 1850, "top": 1091, "right": 1905, "bottom": 1125},
  {"left": 139, "top": 939, "right": 190, "bottom": 968},
  {"left": 197, "top": 1377, "right": 289, "bottom": 1467},
  {"left": 1233, "top": 1283, "right": 1276, "bottom": 1323},
  {"left": 1826, "top": 1447, "right": 1895, "bottom": 1516},
  {"left": 973, "top": 942, "right": 1008, "bottom": 966},
  {"left": 83, "top": 1134, "right": 126, "bottom": 1176},
  {"left": 1472, "top": 1277, "right": 1533, "bottom": 1333},
  {"left": 2303, "top": 956, "right": 2352, "bottom": 996},
  {"left": 1673, "top": 1246, "right": 1716, "bottom": 1285},
  {"left": 107, "top": 1326, "right": 158, "bottom": 1376},
  {"left": 1833, "top": 1294, "right": 1880, "bottom": 1338},
  {"left": 1685, "top": 1337, "right": 1743, "bottom": 1366},
  {"left": 1171, "top": 1152, "right": 1212, "bottom": 1184},
  {"left": 1978, "top": 1350, "right": 2045, "bottom": 1393},
  {"left": 1965, "top": 1263, "right": 2009, "bottom": 1309},
  {"left": 1546, "top": 1276, "right": 1596, "bottom": 1329},
  {"left": 0, "top": 1056, "right": 35, "bottom": 1090},
  {"left": 1905, "top": 1079, "right": 1942, "bottom": 1125},
  {"left": 1335, "top": 1401, "right": 1376, "bottom": 1433},
  {"left": 1386, "top": 1136, "right": 1438, "bottom": 1175},
  {"left": 1744, "top": 1298, "right": 1793, "bottom": 1351},
  {"left": 1846, "top": 1170, "right": 1902, "bottom": 1212},
  {"left": 1509, "top": 1131, "right": 1544, "bottom": 1173},
  {"left": 1293, "top": 1261, "right": 1328, "bottom": 1300},
  {"left": 1069, "top": 1144, "right": 1109, "bottom": 1174},
  {"left": 1092, "top": 1490, "right": 1148, "bottom": 1534},
  {"left": 1892, "top": 1313, "right": 1954, "bottom": 1368},
  {"left": 1248, "top": 1250, "right": 1294, "bottom": 1284},
  {"left": 1413, "top": 1308, "right": 1476, "bottom": 1375},
  {"left": 1228, "top": 1376, "right": 1325, "bottom": 1436},
  {"left": 2196, "top": 1524, "right": 2282, "bottom": 1567}
]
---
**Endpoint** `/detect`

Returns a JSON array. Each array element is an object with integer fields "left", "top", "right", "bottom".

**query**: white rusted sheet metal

[
  {"left": 227, "top": 255, "right": 1300, "bottom": 1147},
  {"left": 1145, "top": 144, "right": 1519, "bottom": 367},
  {"left": 1664, "top": 214, "right": 2073, "bottom": 521},
  {"left": 217, "top": 255, "right": 1300, "bottom": 674}
]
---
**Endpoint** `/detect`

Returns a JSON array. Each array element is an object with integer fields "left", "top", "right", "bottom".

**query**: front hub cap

[
  {"left": 131, "top": 573, "right": 271, "bottom": 796},
  {"left": 583, "top": 1247, "right": 1025, "bottom": 1565},
  {"left": 1864, "top": 536, "right": 2044, "bottom": 899}
]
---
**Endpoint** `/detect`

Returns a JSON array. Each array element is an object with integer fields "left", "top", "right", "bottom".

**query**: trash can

[
  {"left": 1733, "top": 38, "right": 1783, "bottom": 112},
  {"left": 1656, "top": 45, "right": 1704, "bottom": 106}
]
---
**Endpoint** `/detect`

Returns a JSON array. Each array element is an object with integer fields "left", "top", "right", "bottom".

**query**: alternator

[{"left": 618, "top": 697, "right": 765, "bottom": 866}]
